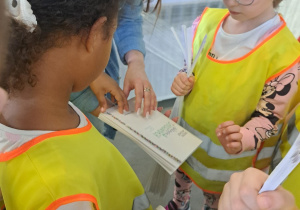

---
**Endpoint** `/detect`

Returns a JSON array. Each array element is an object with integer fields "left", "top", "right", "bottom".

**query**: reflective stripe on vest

[
  {"left": 0, "top": 122, "right": 151, "bottom": 210},
  {"left": 180, "top": 8, "right": 300, "bottom": 193},
  {"left": 133, "top": 193, "right": 151, "bottom": 210}
]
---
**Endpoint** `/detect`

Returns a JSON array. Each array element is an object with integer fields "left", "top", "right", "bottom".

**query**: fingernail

[
  {"left": 100, "top": 107, "right": 105, "bottom": 113},
  {"left": 136, "top": 108, "right": 141, "bottom": 116},
  {"left": 146, "top": 112, "right": 149, "bottom": 119}
]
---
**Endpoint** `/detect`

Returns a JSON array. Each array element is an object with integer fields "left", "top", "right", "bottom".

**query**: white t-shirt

[{"left": 210, "top": 14, "right": 282, "bottom": 60}]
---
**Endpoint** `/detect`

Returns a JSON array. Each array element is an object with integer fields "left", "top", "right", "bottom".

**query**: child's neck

[
  {"left": 224, "top": 8, "right": 277, "bottom": 34},
  {"left": 0, "top": 95, "right": 80, "bottom": 131},
  {"left": 0, "top": 48, "right": 82, "bottom": 131}
]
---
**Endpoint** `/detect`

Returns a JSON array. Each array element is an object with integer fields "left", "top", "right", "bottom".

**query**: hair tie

[{"left": 6, "top": 0, "right": 37, "bottom": 32}]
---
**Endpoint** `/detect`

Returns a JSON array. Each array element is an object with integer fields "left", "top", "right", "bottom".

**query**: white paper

[
  {"left": 259, "top": 134, "right": 300, "bottom": 193},
  {"left": 169, "top": 25, "right": 207, "bottom": 122},
  {"left": 99, "top": 98, "right": 202, "bottom": 174}
]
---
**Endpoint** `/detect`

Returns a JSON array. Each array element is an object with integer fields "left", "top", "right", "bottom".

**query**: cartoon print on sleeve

[
  {"left": 255, "top": 125, "right": 278, "bottom": 141},
  {"left": 256, "top": 73, "right": 295, "bottom": 125},
  {"left": 245, "top": 70, "right": 298, "bottom": 145}
]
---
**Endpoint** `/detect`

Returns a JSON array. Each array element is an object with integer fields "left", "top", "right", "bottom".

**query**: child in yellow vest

[
  {"left": 167, "top": 0, "right": 300, "bottom": 209},
  {"left": 219, "top": 104, "right": 300, "bottom": 209},
  {"left": 0, "top": 1, "right": 8, "bottom": 209},
  {"left": 0, "top": 0, "right": 151, "bottom": 209}
]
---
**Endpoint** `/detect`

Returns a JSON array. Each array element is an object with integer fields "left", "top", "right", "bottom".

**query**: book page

[{"left": 99, "top": 98, "right": 202, "bottom": 174}]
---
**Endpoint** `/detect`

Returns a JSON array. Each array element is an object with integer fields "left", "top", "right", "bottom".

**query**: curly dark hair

[
  {"left": 0, "top": 1, "right": 8, "bottom": 68},
  {"left": 1, "top": 0, "right": 120, "bottom": 93}
]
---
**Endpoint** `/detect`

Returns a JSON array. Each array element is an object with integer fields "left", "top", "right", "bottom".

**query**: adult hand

[
  {"left": 90, "top": 72, "right": 128, "bottom": 116},
  {"left": 124, "top": 50, "right": 157, "bottom": 117},
  {"left": 219, "top": 168, "right": 297, "bottom": 210},
  {"left": 171, "top": 72, "right": 194, "bottom": 96},
  {"left": 216, "top": 121, "right": 242, "bottom": 154}
]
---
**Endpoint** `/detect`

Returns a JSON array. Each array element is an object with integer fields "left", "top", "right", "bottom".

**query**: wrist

[
  {"left": 240, "top": 127, "right": 256, "bottom": 152},
  {"left": 125, "top": 50, "right": 144, "bottom": 67}
]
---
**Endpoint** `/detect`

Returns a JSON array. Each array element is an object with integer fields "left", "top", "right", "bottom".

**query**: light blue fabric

[{"left": 70, "top": 0, "right": 146, "bottom": 139}]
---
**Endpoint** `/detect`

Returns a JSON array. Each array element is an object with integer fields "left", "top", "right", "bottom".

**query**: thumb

[
  {"left": 188, "top": 75, "right": 195, "bottom": 83},
  {"left": 257, "top": 189, "right": 296, "bottom": 210}
]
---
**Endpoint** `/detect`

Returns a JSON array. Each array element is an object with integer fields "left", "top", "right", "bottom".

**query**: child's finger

[
  {"left": 216, "top": 127, "right": 223, "bottom": 137},
  {"left": 179, "top": 74, "right": 193, "bottom": 87},
  {"left": 177, "top": 76, "right": 192, "bottom": 90},
  {"left": 225, "top": 133, "right": 243, "bottom": 142},
  {"left": 171, "top": 82, "right": 190, "bottom": 96},
  {"left": 218, "top": 121, "right": 235, "bottom": 129},
  {"left": 188, "top": 75, "right": 195, "bottom": 84},
  {"left": 222, "top": 125, "right": 240, "bottom": 135},
  {"left": 226, "top": 141, "right": 242, "bottom": 154}
]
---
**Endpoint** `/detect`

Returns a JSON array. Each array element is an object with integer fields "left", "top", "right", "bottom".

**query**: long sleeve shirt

[{"left": 192, "top": 14, "right": 300, "bottom": 152}]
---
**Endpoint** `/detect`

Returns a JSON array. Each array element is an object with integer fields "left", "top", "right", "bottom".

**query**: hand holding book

[{"left": 98, "top": 97, "right": 202, "bottom": 174}]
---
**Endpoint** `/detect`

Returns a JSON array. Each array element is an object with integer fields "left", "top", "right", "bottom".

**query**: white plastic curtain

[{"left": 277, "top": 0, "right": 300, "bottom": 38}]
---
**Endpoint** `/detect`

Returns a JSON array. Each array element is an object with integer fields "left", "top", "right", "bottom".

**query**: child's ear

[{"left": 85, "top": 16, "right": 107, "bottom": 53}]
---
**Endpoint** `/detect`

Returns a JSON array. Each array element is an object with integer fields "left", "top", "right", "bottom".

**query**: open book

[{"left": 98, "top": 98, "right": 202, "bottom": 174}]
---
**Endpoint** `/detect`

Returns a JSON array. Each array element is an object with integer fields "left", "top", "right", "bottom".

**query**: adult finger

[
  {"left": 132, "top": 80, "right": 144, "bottom": 114},
  {"left": 257, "top": 187, "right": 296, "bottom": 210},
  {"left": 141, "top": 81, "right": 153, "bottom": 117},
  {"left": 221, "top": 172, "right": 252, "bottom": 210}
]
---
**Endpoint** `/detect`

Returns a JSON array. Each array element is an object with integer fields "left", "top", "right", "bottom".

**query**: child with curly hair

[{"left": 0, "top": 0, "right": 151, "bottom": 209}]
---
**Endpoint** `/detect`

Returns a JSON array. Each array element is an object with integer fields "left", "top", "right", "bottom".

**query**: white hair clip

[{"left": 6, "top": 0, "right": 37, "bottom": 32}]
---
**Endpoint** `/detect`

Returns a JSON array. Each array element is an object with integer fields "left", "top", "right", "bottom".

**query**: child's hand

[
  {"left": 216, "top": 121, "right": 243, "bottom": 154},
  {"left": 171, "top": 72, "right": 195, "bottom": 96},
  {"left": 90, "top": 72, "right": 129, "bottom": 115}
]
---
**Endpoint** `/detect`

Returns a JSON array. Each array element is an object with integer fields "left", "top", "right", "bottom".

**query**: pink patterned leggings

[{"left": 166, "top": 169, "right": 220, "bottom": 210}]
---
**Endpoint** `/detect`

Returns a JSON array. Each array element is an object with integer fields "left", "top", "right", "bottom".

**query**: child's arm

[
  {"left": 217, "top": 62, "right": 299, "bottom": 154},
  {"left": 171, "top": 72, "right": 195, "bottom": 96}
]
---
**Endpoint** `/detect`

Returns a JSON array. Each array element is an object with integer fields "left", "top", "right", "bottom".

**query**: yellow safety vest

[
  {"left": 0, "top": 120, "right": 151, "bottom": 210},
  {"left": 180, "top": 8, "right": 300, "bottom": 193}
]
